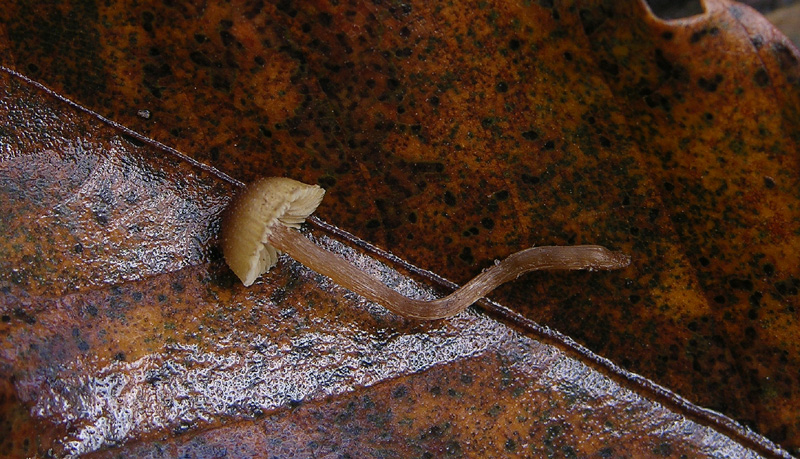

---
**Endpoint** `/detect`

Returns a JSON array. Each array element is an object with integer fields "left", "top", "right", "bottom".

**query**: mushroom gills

[{"left": 220, "top": 177, "right": 324, "bottom": 286}]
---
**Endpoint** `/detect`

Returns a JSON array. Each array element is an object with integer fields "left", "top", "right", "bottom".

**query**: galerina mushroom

[{"left": 221, "top": 177, "right": 630, "bottom": 320}]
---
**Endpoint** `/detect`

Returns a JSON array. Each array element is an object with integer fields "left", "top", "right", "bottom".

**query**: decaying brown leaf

[{"left": 1, "top": 0, "right": 799, "bottom": 456}]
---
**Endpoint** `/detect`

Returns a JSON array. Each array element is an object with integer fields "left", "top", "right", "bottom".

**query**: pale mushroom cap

[{"left": 221, "top": 177, "right": 325, "bottom": 286}]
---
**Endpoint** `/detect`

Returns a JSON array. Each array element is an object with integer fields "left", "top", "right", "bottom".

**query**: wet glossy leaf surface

[{"left": 1, "top": 0, "right": 799, "bottom": 456}]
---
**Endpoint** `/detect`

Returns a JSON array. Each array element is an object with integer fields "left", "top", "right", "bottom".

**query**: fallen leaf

[
  {"left": 1, "top": 0, "right": 799, "bottom": 456},
  {"left": 0, "top": 72, "right": 787, "bottom": 457}
]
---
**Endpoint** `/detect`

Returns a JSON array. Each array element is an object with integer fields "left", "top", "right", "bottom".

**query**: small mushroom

[
  {"left": 221, "top": 177, "right": 327, "bottom": 287},
  {"left": 221, "top": 177, "right": 631, "bottom": 320}
]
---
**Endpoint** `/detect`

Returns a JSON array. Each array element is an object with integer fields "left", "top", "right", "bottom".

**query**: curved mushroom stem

[{"left": 268, "top": 224, "right": 630, "bottom": 320}]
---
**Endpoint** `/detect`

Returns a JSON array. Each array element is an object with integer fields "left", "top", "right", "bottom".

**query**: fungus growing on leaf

[
  {"left": 221, "top": 177, "right": 631, "bottom": 320},
  {"left": 221, "top": 177, "right": 326, "bottom": 287}
]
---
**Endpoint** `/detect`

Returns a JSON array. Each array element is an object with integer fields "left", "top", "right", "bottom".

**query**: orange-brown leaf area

[
  {"left": 0, "top": 0, "right": 799, "bottom": 456},
  {"left": 0, "top": 70, "right": 783, "bottom": 455},
  {"left": 0, "top": 73, "right": 784, "bottom": 458}
]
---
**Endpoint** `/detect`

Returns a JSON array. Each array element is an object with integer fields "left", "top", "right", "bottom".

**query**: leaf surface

[{"left": 1, "top": 0, "right": 799, "bottom": 456}]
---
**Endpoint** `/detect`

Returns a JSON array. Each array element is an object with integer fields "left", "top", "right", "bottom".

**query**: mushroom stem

[{"left": 268, "top": 223, "right": 630, "bottom": 320}]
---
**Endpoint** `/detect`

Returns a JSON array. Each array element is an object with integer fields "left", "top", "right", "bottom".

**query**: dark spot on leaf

[
  {"left": 690, "top": 28, "right": 708, "bottom": 44},
  {"left": 212, "top": 75, "right": 231, "bottom": 92},
  {"left": 141, "top": 11, "right": 154, "bottom": 32},
  {"left": 599, "top": 59, "right": 619, "bottom": 76},
  {"left": 579, "top": 9, "right": 603, "bottom": 35},
  {"left": 654, "top": 49, "right": 673, "bottom": 76},
  {"left": 392, "top": 385, "right": 407, "bottom": 398},
  {"left": 459, "top": 246, "right": 474, "bottom": 264},
  {"left": 94, "top": 209, "right": 109, "bottom": 226},
  {"left": 653, "top": 441, "right": 672, "bottom": 456},
  {"left": 189, "top": 50, "right": 212, "bottom": 67},
  {"left": 207, "top": 146, "right": 221, "bottom": 162},
  {"left": 753, "top": 68, "right": 770, "bottom": 87},
  {"left": 773, "top": 42, "right": 799, "bottom": 70},
  {"left": 521, "top": 173, "right": 539, "bottom": 185},
  {"left": 521, "top": 130, "right": 538, "bottom": 140},
  {"left": 444, "top": 191, "right": 456, "bottom": 206},
  {"left": 395, "top": 47, "right": 413, "bottom": 58},
  {"left": 143, "top": 63, "right": 172, "bottom": 80},
  {"left": 481, "top": 217, "right": 495, "bottom": 230},
  {"left": 427, "top": 424, "right": 444, "bottom": 438},
  {"left": 729, "top": 278, "right": 754, "bottom": 291},
  {"left": 698, "top": 74, "right": 723, "bottom": 92},
  {"left": 318, "top": 176, "right": 336, "bottom": 188},
  {"left": 276, "top": 0, "right": 297, "bottom": 17},
  {"left": 671, "top": 212, "right": 688, "bottom": 224},
  {"left": 445, "top": 441, "right": 462, "bottom": 456},
  {"left": 496, "top": 81, "right": 508, "bottom": 93},
  {"left": 644, "top": 94, "right": 660, "bottom": 109}
]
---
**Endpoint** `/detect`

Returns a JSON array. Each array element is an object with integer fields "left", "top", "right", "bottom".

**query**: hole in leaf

[{"left": 645, "top": 0, "right": 705, "bottom": 20}]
